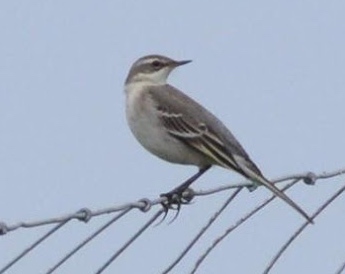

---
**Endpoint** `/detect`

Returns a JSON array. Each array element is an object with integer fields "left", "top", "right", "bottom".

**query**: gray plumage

[{"left": 125, "top": 54, "right": 312, "bottom": 223}]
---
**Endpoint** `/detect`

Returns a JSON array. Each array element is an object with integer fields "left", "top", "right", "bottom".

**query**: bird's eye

[{"left": 151, "top": 60, "right": 163, "bottom": 69}]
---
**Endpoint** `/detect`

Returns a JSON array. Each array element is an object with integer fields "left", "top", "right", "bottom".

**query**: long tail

[{"left": 240, "top": 164, "right": 313, "bottom": 223}]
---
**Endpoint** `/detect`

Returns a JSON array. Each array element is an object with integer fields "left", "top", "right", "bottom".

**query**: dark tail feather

[{"left": 239, "top": 163, "right": 313, "bottom": 223}]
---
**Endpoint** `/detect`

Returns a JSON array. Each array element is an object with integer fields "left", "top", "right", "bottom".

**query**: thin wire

[
  {"left": 1, "top": 167, "right": 344, "bottom": 235},
  {"left": 161, "top": 187, "right": 243, "bottom": 274},
  {"left": 335, "top": 259, "right": 345, "bottom": 274},
  {"left": 95, "top": 209, "right": 164, "bottom": 274},
  {"left": 263, "top": 184, "right": 345, "bottom": 274},
  {"left": 46, "top": 208, "right": 133, "bottom": 274},
  {"left": 1, "top": 200, "right": 157, "bottom": 235},
  {"left": 0, "top": 220, "right": 70, "bottom": 274},
  {"left": 191, "top": 167, "right": 345, "bottom": 197},
  {"left": 190, "top": 179, "right": 299, "bottom": 274}
]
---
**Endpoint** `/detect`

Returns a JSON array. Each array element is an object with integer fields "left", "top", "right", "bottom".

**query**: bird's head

[{"left": 125, "top": 54, "right": 191, "bottom": 85}]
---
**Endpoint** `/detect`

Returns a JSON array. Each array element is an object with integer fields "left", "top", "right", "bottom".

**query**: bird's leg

[
  {"left": 164, "top": 165, "right": 211, "bottom": 197},
  {"left": 159, "top": 165, "right": 211, "bottom": 221}
]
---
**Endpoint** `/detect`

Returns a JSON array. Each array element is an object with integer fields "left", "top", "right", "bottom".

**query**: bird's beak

[{"left": 174, "top": 60, "right": 192, "bottom": 67}]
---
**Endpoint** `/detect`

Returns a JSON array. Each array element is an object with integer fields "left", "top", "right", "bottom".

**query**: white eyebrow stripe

[{"left": 137, "top": 58, "right": 159, "bottom": 66}]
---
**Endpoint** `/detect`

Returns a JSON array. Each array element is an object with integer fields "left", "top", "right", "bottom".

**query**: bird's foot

[{"left": 159, "top": 187, "right": 195, "bottom": 223}]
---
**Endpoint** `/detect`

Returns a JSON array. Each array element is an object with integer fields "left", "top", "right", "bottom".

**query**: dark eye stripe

[{"left": 152, "top": 60, "right": 161, "bottom": 67}]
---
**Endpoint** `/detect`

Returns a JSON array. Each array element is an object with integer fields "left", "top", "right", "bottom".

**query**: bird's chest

[
  {"left": 125, "top": 89, "right": 190, "bottom": 163},
  {"left": 127, "top": 90, "right": 155, "bottom": 131},
  {"left": 126, "top": 90, "right": 164, "bottom": 148}
]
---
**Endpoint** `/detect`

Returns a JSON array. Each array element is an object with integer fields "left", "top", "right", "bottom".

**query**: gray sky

[{"left": 1, "top": 1, "right": 345, "bottom": 273}]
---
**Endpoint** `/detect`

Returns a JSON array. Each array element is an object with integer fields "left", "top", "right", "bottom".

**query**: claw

[
  {"left": 155, "top": 203, "right": 170, "bottom": 226},
  {"left": 168, "top": 212, "right": 179, "bottom": 224},
  {"left": 156, "top": 188, "right": 195, "bottom": 225},
  {"left": 167, "top": 195, "right": 182, "bottom": 224}
]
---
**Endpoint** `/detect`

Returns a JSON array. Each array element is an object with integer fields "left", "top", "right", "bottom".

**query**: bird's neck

[{"left": 125, "top": 79, "right": 165, "bottom": 94}]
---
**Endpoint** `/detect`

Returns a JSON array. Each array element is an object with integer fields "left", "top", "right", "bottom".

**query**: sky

[{"left": 1, "top": 1, "right": 345, "bottom": 273}]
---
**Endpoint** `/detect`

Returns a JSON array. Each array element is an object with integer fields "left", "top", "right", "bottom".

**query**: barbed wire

[{"left": 1, "top": 166, "right": 344, "bottom": 274}]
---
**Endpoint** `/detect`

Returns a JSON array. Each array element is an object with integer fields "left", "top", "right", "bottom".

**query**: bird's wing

[
  {"left": 148, "top": 84, "right": 260, "bottom": 176},
  {"left": 157, "top": 106, "right": 243, "bottom": 173}
]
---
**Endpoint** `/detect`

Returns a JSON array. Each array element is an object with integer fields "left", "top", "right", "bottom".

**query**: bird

[{"left": 124, "top": 54, "right": 312, "bottom": 223}]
